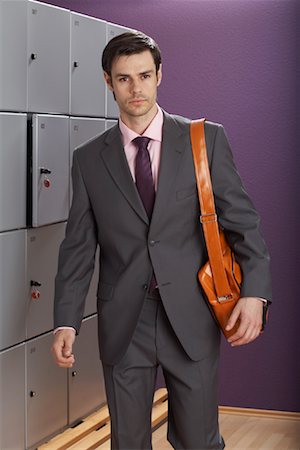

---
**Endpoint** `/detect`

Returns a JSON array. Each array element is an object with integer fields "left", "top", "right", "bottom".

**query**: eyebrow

[{"left": 115, "top": 69, "right": 155, "bottom": 78}]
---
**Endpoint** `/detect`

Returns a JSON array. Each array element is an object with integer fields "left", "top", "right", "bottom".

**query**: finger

[
  {"left": 226, "top": 304, "right": 241, "bottom": 331},
  {"left": 62, "top": 336, "right": 74, "bottom": 358},
  {"left": 52, "top": 350, "right": 75, "bottom": 367},
  {"left": 55, "top": 359, "right": 74, "bottom": 368},
  {"left": 231, "top": 325, "right": 261, "bottom": 347},
  {"left": 227, "top": 315, "right": 250, "bottom": 343},
  {"left": 51, "top": 341, "right": 75, "bottom": 367}
]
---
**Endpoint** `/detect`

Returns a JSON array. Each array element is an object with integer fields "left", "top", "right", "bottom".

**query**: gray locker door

[
  {"left": 70, "top": 13, "right": 106, "bottom": 117},
  {"left": 70, "top": 117, "right": 106, "bottom": 152},
  {"left": 106, "top": 23, "right": 136, "bottom": 119},
  {"left": 32, "top": 114, "right": 69, "bottom": 227},
  {"left": 0, "top": 1, "right": 28, "bottom": 111},
  {"left": 106, "top": 119, "right": 118, "bottom": 130},
  {"left": 0, "top": 113, "right": 27, "bottom": 232},
  {"left": 0, "top": 230, "right": 26, "bottom": 351},
  {"left": 69, "top": 117, "right": 105, "bottom": 205},
  {"left": 27, "top": 1, "right": 70, "bottom": 114},
  {"left": 26, "top": 222, "right": 66, "bottom": 339},
  {"left": 0, "top": 344, "right": 25, "bottom": 450},
  {"left": 26, "top": 332, "right": 68, "bottom": 449},
  {"left": 68, "top": 315, "right": 106, "bottom": 425}
]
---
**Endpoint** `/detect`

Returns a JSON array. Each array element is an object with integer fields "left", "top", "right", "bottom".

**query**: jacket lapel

[
  {"left": 100, "top": 125, "right": 149, "bottom": 225},
  {"left": 150, "top": 112, "right": 186, "bottom": 229}
]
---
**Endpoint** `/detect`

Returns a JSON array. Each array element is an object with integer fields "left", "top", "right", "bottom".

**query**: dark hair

[{"left": 102, "top": 31, "right": 162, "bottom": 77}]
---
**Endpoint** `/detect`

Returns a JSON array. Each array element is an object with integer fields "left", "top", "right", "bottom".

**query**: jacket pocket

[
  {"left": 97, "top": 282, "right": 115, "bottom": 301},
  {"left": 176, "top": 185, "right": 197, "bottom": 201}
]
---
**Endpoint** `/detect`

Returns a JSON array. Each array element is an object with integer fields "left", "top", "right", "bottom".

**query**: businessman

[{"left": 52, "top": 31, "right": 271, "bottom": 450}]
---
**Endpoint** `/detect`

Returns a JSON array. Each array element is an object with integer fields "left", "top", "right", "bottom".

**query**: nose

[{"left": 131, "top": 78, "right": 142, "bottom": 94}]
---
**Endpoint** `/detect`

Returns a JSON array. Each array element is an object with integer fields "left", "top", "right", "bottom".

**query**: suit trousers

[{"left": 102, "top": 291, "right": 225, "bottom": 450}]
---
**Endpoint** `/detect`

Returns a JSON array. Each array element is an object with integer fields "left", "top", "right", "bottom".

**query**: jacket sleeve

[
  {"left": 54, "top": 150, "right": 98, "bottom": 333},
  {"left": 209, "top": 124, "right": 272, "bottom": 302}
]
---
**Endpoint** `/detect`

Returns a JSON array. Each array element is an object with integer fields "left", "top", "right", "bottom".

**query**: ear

[
  {"left": 103, "top": 72, "right": 114, "bottom": 92},
  {"left": 156, "top": 64, "right": 162, "bottom": 87}
]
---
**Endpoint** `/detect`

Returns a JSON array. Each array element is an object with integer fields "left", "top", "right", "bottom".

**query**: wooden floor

[
  {"left": 39, "top": 388, "right": 300, "bottom": 450},
  {"left": 99, "top": 411, "right": 300, "bottom": 450},
  {"left": 218, "top": 411, "right": 300, "bottom": 450}
]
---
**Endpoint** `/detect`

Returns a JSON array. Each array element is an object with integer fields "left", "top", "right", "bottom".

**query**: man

[{"left": 52, "top": 31, "right": 271, "bottom": 450}]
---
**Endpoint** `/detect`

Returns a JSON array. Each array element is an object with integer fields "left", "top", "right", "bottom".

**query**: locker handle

[
  {"left": 74, "top": 61, "right": 80, "bottom": 68},
  {"left": 29, "top": 391, "right": 37, "bottom": 397},
  {"left": 31, "top": 280, "right": 41, "bottom": 300},
  {"left": 40, "top": 168, "right": 52, "bottom": 175},
  {"left": 31, "top": 53, "right": 37, "bottom": 60},
  {"left": 72, "top": 371, "right": 77, "bottom": 377}
]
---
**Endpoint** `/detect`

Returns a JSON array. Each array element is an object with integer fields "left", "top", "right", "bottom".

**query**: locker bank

[{"left": 0, "top": 1, "right": 128, "bottom": 448}]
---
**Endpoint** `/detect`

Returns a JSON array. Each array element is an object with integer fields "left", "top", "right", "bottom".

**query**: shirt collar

[{"left": 119, "top": 104, "right": 163, "bottom": 147}]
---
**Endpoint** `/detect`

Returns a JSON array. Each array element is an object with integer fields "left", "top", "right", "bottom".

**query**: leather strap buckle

[
  {"left": 200, "top": 213, "right": 217, "bottom": 224},
  {"left": 217, "top": 294, "right": 233, "bottom": 303}
]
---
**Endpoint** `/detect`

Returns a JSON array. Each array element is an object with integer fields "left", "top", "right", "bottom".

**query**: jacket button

[
  {"left": 149, "top": 240, "right": 155, "bottom": 246},
  {"left": 143, "top": 284, "right": 148, "bottom": 291}
]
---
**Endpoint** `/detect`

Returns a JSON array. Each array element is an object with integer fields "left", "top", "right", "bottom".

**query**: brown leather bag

[{"left": 190, "top": 119, "right": 242, "bottom": 338}]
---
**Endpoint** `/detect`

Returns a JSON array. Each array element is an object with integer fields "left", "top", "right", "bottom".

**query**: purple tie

[
  {"left": 134, "top": 137, "right": 155, "bottom": 218},
  {"left": 133, "top": 136, "right": 157, "bottom": 292}
]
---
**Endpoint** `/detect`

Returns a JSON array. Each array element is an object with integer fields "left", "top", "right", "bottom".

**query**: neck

[{"left": 120, "top": 104, "right": 158, "bottom": 135}]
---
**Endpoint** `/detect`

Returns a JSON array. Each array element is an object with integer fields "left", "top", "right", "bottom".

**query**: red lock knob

[
  {"left": 43, "top": 177, "right": 51, "bottom": 188},
  {"left": 31, "top": 290, "right": 40, "bottom": 300}
]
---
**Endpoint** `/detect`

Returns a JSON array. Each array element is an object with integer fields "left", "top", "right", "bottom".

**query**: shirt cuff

[{"left": 53, "top": 326, "right": 76, "bottom": 335}]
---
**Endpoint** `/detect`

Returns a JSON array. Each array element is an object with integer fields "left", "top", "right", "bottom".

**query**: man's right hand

[{"left": 51, "top": 329, "right": 76, "bottom": 368}]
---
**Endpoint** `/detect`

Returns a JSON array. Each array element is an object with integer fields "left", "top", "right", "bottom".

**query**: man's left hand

[{"left": 226, "top": 297, "right": 263, "bottom": 347}]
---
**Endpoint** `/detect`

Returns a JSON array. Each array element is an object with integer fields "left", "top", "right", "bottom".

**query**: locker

[
  {"left": 70, "top": 117, "right": 106, "bottom": 152},
  {"left": 0, "top": 344, "right": 26, "bottom": 450},
  {"left": 70, "top": 12, "right": 106, "bottom": 117},
  {"left": 26, "top": 332, "right": 68, "bottom": 449},
  {"left": 27, "top": 0, "right": 70, "bottom": 114},
  {"left": 0, "top": 113, "right": 27, "bottom": 232},
  {"left": 26, "top": 221, "right": 97, "bottom": 334},
  {"left": 0, "top": 0, "right": 28, "bottom": 111},
  {"left": 31, "top": 114, "right": 69, "bottom": 227},
  {"left": 0, "top": 230, "right": 26, "bottom": 351},
  {"left": 106, "top": 23, "right": 135, "bottom": 118},
  {"left": 68, "top": 315, "right": 106, "bottom": 425},
  {"left": 26, "top": 222, "right": 66, "bottom": 339},
  {"left": 69, "top": 116, "right": 105, "bottom": 205},
  {"left": 106, "top": 119, "right": 118, "bottom": 130}
]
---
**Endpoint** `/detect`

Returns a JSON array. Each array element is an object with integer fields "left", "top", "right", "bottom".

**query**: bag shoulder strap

[{"left": 190, "top": 119, "right": 233, "bottom": 301}]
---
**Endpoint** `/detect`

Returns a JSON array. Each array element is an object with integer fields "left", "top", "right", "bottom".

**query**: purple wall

[{"left": 45, "top": 0, "right": 300, "bottom": 412}]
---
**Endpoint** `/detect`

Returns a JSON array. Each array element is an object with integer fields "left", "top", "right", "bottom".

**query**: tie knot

[{"left": 133, "top": 136, "right": 151, "bottom": 151}]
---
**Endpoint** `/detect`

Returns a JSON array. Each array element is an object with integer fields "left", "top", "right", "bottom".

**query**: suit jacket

[{"left": 54, "top": 111, "right": 272, "bottom": 365}]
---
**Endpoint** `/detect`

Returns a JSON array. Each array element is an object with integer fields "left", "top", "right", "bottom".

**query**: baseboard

[{"left": 219, "top": 405, "right": 300, "bottom": 421}]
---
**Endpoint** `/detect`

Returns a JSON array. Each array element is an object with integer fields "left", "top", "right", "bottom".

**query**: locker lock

[
  {"left": 72, "top": 371, "right": 77, "bottom": 377},
  {"left": 31, "top": 53, "right": 37, "bottom": 60},
  {"left": 74, "top": 61, "right": 80, "bottom": 68},
  {"left": 40, "top": 168, "right": 52, "bottom": 174},
  {"left": 31, "top": 280, "right": 41, "bottom": 301},
  {"left": 40, "top": 168, "right": 52, "bottom": 189},
  {"left": 29, "top": 391, "right": 37, "bottom": 397}
]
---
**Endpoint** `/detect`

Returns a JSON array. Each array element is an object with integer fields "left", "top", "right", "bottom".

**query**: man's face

[{"left": 104, "top": 50, "right": 162, "bottom": 121}]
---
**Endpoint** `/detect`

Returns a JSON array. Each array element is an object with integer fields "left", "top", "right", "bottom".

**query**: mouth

[{"left": 129, "top": 98, "right": 147, "bottom": 105}]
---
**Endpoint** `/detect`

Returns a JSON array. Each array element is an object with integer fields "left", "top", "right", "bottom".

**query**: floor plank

[{"left": 148, "top": 413, "right": 300, "bottom": 450}]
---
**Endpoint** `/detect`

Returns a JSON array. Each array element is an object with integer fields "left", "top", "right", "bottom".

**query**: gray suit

[{"left": 54, "top": 111, "right": 271, "bottom": 449}]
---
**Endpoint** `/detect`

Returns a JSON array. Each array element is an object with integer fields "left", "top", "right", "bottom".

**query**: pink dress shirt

[{"left": 118, "top": 104, "right": 163, "bottom": 191}]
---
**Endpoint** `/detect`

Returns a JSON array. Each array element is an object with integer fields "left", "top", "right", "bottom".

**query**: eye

[
  {"left": 141, "top": 74, "right": 151, "bottom": 79},
  {"left": 118, "top": 76, "right": 128, "bottom": 82}
]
